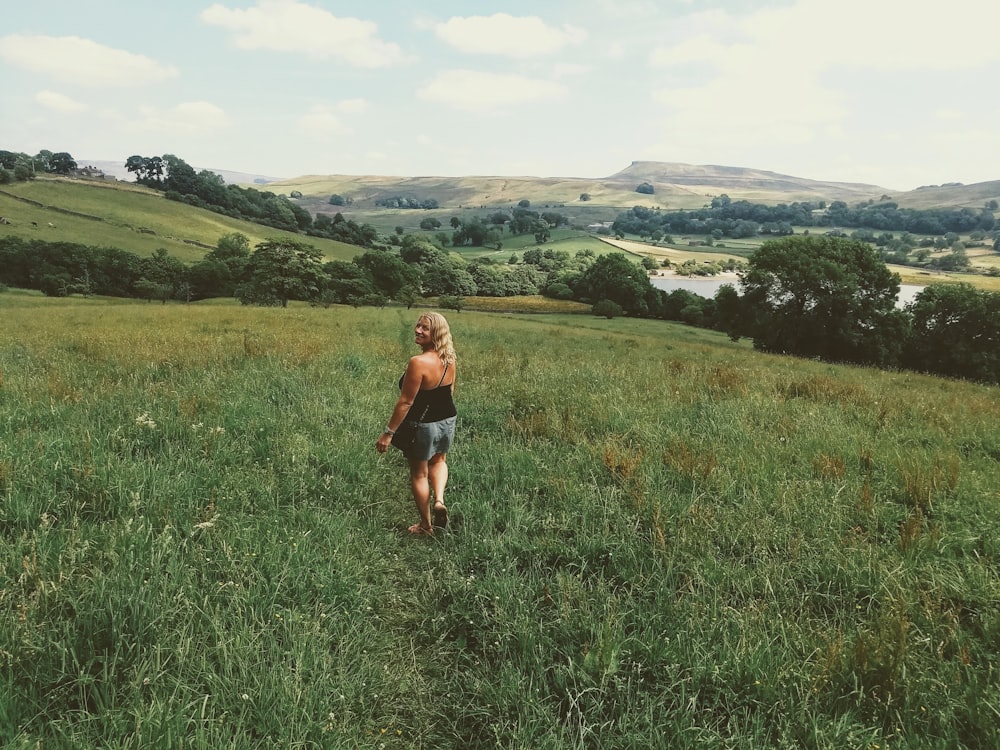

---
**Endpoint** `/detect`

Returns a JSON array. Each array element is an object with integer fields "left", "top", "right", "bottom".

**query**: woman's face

[{"left": 415, "top": 318, "right": 433, "bottom": 347}]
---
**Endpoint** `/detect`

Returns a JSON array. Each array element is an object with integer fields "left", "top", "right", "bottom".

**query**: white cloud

[
  {"left": 739, "top": 0, "right": 1000, "bottom": 72},
  {"left": 417, "top": 69, "right": 568, "bottom": 114},
  {"left": 645, "top": 0, "right": 1000, "bottom": 173},
  {"left": 655, "top": 73, "right": 848, "bottom": 149},
  {"left": 649, "top": 34, "right": 730, "bottom": 67},
  {"left": 0, "top": 34, "right": 177, "bottom": 87},
  {"left": 594, "top": 0, "right": 660, "bottom": 20},
  {"left": 433, "top": 14, "right": 587, "bottom": 58},
  {"left": 295, "top": 105, "right": 353, "bottom": 139},
  {"left": 201, "top": 0, "right": 404, "bottom": 67},
  {"left": 603, "top": 42, "right": 626, "bottom": 60},
  {"left": 124, "top": 101, "right": 229, "bottom": 136},
  {"left": 35, "top": 90, "right": 88, "bottom": 113},
  {"left": 337, "top": 98, "right": 369, "bottom": 114},
  {"left": 553, "top": 63, "right": 590, "bottom": 78},
  {"left": 649, "top": 0, "right": 1000, "bottom": 78}
]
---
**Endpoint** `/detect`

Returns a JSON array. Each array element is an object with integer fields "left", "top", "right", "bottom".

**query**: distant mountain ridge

[
  {"left": 609, "top": 161, "right": 888, "bottom": 199},
  {"left": 76, "top": 158, "right": 1000, "bottom": 210}
]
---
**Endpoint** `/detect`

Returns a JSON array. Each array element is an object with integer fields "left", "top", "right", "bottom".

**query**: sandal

[
  {"left": 432, "top": 503, "right": 449, "bottom": 529},
  {"left": 408, "top": 523, "right": 434, "bottom": 536}
]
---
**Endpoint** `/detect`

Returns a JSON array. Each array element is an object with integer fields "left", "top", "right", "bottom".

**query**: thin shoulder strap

[{"left": 435, "top": 362, "right": 449, "bottom": 388}]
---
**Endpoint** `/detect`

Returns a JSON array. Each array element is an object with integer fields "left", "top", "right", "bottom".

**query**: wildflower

[{"left": 135, "top": 412, "right": 157, "bottom": 429}]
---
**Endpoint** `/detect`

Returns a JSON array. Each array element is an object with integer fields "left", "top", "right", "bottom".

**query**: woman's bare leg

[
  {"left": 429, "top": 453, "right": 449, "bottom": 526},
  {"left": 408, "top": 458, "right": 432, "bottom": 533}
]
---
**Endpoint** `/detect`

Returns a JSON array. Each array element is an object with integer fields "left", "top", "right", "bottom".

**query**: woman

[{"left": 375, "top": 312, "right": 457, "bottom": 535}]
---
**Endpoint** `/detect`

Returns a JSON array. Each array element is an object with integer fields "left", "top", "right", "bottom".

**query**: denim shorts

[{"left": 407, "top": 416, "right": 456, "bottom": 461}]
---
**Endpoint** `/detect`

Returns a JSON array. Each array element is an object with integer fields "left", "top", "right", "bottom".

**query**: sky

[{"left": 2, "top": 0, "right": 999, "bottom": 191}]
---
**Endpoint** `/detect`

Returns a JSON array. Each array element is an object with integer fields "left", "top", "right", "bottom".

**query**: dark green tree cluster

[
  {"left": 0, "top": 236, "right": 190, "bottom": 301},
  {"left": 612, "top": 197, "right": 996, "bottom": 240},
  {"left": 374, "top": 196, "right": 439, "bottom": 209},
  {"left": 0, "top": 148, "right": 78, "bottom": 182},
  {"left": 310, "top": 212, "right": 379, "bottom": 247},
  {"left": 443, "top": 207, "right": 568, "bottom": 248},
  {"left": 719, "top": 236, "right": 1000, "bottom": 383}
]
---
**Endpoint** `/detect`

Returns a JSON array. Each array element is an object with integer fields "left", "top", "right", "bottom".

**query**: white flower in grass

[{"left": 135, "top": 412, "right": 157, "bottom": 429}]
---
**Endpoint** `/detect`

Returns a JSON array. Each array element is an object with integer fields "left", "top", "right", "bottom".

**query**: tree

[
  {"left": 237, "top": 239, "right": 327, "bottom": 307},
  {"left": 575, "top": 253, "right": 656, "bottom": 317},
  {"left": 189, "top": 232, "right": 251, "bottom": 298},
  {"left": 138, "top": 248, "right": 188, "bottom": 300},
  {"left": 354, "top": 249, "right": 420, "bottom": 299},
  {"left": 593, "top": 299, "right": 623, "bottom": 319},
  {"left": 48, "top": 152, "right": 77, "bottom": 174},
  {"left": 903, "top": 283, "right": 1000, "bottom": 383},
  {"left": 736, "top": 236, "right": 906, "bottom": 366},
  {"left": 421, "top": 260, "right": 478, "bottom": 297},
  {"left": 635, "top": 182, "right": 654, "bottom": 195},
  {"left": 322, "top": 260, "right": 375, "bottom": 305},
  {"left": 162, "top": 154, "right": 199, "bottom": 195},
  {"left": 438, "top": 295, "right": 465, "bottom": 312},
  {"left": 400, "top": 235, "right": 447, "bottom": 266}
]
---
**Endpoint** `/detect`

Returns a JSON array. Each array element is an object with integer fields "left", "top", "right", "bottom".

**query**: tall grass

[{"left": 1, "top": 294, "right": 997, "bottom": 748}]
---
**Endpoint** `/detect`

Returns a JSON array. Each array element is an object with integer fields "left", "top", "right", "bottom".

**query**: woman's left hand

[{"left": 375, "top": 432, "right": 392, "bottom": 453}]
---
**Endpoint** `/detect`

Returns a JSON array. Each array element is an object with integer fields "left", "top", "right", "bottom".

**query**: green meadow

[
  {"left": 0, "top": 179, "right": 360, "bottom": 263},
  {"left": 1, "top": 292, "right": 997, "bottom": 748}
]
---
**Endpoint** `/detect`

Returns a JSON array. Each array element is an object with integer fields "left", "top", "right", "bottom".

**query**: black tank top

[{"left": 399, "top": 364, "right": 457, "bottom": 423}]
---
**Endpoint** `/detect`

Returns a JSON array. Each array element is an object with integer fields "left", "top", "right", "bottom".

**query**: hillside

[
  {"left": 0, "top": 177, "right": 360, "bottom": 263},
  {"left": 270, "top": 160, "right": 896, "bottom": 213},
  {"left": 3, "top": 299, "right": 997, "bottom": 747},
  {"left": 59, "top": 158, "right": 1000, "bottom": 214},
  {"left": 891, "top": 179, "right": 1000, "bottom": 210}
]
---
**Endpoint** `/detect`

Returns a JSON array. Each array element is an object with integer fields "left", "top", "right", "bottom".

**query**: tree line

[
  {"left": 0, "top": 149, "right": 78, "bottom": 182},
  {"left": 612, "top": 196, "right": 998, "bottom": 241},
  {"left": 2, "top": 232, "right": 996, "bottom": 383}
]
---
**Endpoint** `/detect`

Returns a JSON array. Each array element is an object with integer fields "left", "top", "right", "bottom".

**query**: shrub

[{"left": 593, "top": 299, "right": 623, "bottom": 318}]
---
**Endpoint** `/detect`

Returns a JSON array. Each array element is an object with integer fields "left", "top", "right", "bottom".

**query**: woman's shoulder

[{"left": 406, "top": 352, "right": 436, "bottom": 373}]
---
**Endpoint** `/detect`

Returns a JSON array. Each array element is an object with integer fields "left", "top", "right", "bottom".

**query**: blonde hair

[{"left": 419, "top": 312, "right": 456, "bottom": 365}]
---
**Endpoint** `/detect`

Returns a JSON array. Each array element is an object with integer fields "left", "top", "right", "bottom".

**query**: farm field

[{"left": 1, "top": 293, "right": 997, "bottom": 748}]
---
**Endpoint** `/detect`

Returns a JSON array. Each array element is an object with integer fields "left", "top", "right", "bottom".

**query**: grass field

[
  {"left": 1, "top": 291, "right": 997, "bottom": 748},
  {"left": 0, "top": 178, "right": 361, "bottom": 263}
]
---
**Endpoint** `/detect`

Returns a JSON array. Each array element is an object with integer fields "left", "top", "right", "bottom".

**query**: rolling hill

[
  {"left": 0, "top": 177, "right": 360, "bottom": 263},
  {"left": 270, "top": 160, "right": 894, "bottom": 213}
]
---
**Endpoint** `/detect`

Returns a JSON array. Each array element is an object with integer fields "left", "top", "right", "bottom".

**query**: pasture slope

[
  {"left": 1, "top": 293, "right": 997, "bottom": 748},
  {"left": 0, "top": 178, "right": 360, "bottom": 263}
]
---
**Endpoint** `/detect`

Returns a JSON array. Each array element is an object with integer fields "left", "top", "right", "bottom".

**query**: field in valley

[{"left": 1, "top": 293, "right": 997, "bottom": 748}]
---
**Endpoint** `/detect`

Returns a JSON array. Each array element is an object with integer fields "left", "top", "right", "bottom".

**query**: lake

[{"left": 650, "top": 276, "right": 925, "bottom": 307}]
